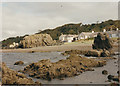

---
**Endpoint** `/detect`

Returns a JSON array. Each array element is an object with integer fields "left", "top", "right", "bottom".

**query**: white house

[
  {"left": 59, "top": 34, "right": 78, "bottom": 42},
  {"left": 9, "top": 42, "right": 19, "bottom": 48}
]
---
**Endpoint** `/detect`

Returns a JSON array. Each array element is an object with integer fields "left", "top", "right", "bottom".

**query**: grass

[{"left": 64, "top": 39, "right": 94, "bottom": 45}]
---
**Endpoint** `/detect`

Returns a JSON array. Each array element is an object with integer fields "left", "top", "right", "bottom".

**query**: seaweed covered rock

[
  {"left": 22, "top": 54, "right": 106, "bottom": 80},
  {"left": 92, "top": 33, "right": 113, "bottom": 50},
  {"left": 1, "top": 62, "right": 41, "bottom": 85},
  {"left": 20, "top": 34, "right": 56, "bottom": 48}
]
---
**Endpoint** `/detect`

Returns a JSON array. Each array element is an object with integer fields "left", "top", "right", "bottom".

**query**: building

[
  {"left": 78, "top": 31, "right": 98, "bottom": 40},
  {"left": 104, "top": 30, "right": 119, "bottom": 38},
  {"left": 9, "top": 42, "right": 19, "bottom": 48},
  {"left": 59, "top": 34, "right": 78, "bottom": 42}
]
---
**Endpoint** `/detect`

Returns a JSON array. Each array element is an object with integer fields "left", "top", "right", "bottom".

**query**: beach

[{"left": 1, "top": 41, "right": 118, "bottom": 53}]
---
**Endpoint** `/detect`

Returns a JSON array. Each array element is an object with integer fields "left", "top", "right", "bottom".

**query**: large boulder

[
  {"left": 92, "top": 33, "right": 113, "bottom": 50},
  {"left": 20, "top": 34, "right": 56, "bottom": 48}
]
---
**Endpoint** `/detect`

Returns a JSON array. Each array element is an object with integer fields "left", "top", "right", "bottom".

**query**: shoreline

[{"left": 1, "top": 44, "right": 118, "bottom": 53}]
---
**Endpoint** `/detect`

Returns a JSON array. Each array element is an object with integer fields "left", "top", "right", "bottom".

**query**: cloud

[{"left": 1, "top": 2, "right": 118, "bottom": 41}]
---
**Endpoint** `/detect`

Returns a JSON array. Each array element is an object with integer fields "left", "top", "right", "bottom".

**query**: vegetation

[
  {"left": 1, "top": 19, "right": 119, "bottom": 48},
  {"left": 1, "top": 35, "right": 29, "bottom": 49},
  {"left": 37, "top": 20, "right": 120, "bottom": 40}
]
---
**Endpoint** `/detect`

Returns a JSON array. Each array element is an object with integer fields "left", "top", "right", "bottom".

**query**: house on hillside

[
  {"left": 102, "top": 28, "right": 119, "bottom": 38},
  {"left": 105, "top": 30, "right": 119, "bottom": 38},
  {"left": 59, "top": 34, "right": 78, "bottom": 42},
  {"left": 78, "top": 31, "right": 98, "bottom": 40}
]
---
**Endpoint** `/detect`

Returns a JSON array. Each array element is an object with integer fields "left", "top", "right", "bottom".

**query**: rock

[
  {"left": 20, "top": 34, "right": 56, "bottom": 48},
  {"left": 102, "top": 70, "right": 108, "bottom": 75},
  {"left": 64, "top": 50, "right": 88, "bottom": 55},
  {"left": 85, "top": 50, "right": 102, "bottom": 57},
  {"left": 1, "top": 62, "right": 41, "bottom": 85},
  {"left": 107, "top": 75, "right": 114, "bottom": 80},
  {"left": 112, "top": 76, "right": 119, "bottom": 82},
  {"left": 21, "top": 55, "right": 106, "bottom": 80},
  {"left": 101, "top": 50, "right": 110, "bottom": 57},
  {"left": 110, "top": 83, "right": 119, "bottom": 86},
  {"left": 92, "top": 33, "right": 113, "bottom": 50},
  {"left": 28, "top": 51, "right": 35, "bottom": 53},
  {"left": 86, "top": 68, "right": 94, "bottom": 71},
  {"left": 14, "top": 61, "right": 24, "bottom": 65},
  {"left": 97, "top": 60, "right": 106, "bottom": 67},
  {"left": 117, "top": 71, "right": 119, "bottom": 75}
]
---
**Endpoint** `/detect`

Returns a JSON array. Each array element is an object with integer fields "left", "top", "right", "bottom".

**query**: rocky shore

[
  {"left": 21, "top": 54, "right": 108, "bottom": 81},
  {"left": 1, "top": 62, "right": 41, "bottom": 85}
]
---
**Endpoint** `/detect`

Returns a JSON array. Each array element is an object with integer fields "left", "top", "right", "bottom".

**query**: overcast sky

[{"left": 2, "top": 2, "right": 118, "bottom": 41}]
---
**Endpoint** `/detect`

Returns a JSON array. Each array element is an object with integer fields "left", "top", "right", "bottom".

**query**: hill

[
  {"left": 37, "top": 20, "right": 120, "bottom": 40},
  {"left": 1, "top": 19, "right": 120, "bottom": 48}
]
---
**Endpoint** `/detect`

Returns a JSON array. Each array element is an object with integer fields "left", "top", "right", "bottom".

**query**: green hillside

[
  {"left": 1, "top": 19, "right": 120, "bottom": 48},
  {"left": 37, "top": 20, "right": 120, "bottom": 40}
]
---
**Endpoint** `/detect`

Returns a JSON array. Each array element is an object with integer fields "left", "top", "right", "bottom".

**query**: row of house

[{"left": 59, "top": 29, "right": 119, "bottom": 43}]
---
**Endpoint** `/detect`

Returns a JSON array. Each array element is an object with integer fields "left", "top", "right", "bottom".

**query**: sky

[{"left": 1, "top": 2, "right": 118, "bottom": 41}]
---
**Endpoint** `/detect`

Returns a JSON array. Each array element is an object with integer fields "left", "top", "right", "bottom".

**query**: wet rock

[
  {"left": 22, "top": 55, "right": 106, "bottom": 80},
  {"left": 14, "top": 61, "right": 24, "bottom": 65},
  {"left": 107, "top": 75, "right": 114, "bottom": 80},
  {"left": 1, "top": 62, "right": 41, "bottom": 85},
  {"left": 20, "top": 34, "right": 56, "bottom": 48},
  {"left": 117, "top": 71, "right": 119, "bottom": 75},
  {"left": 102, "top": 70, "right": 108, "bottom": 75}
]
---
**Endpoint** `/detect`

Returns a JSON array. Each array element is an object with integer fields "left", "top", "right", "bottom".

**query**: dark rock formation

[
  {"left": 21, "top": 54, "right": 106, "bottom": 80},
  {"left": 14, "top": 61, "right": 24, "bottom": 65},
  {"left": 102, "top": 70, "right": 108, "bottom": 75},
  {"left": 20, "top": 34, "right": 56, "bottom": 48},
  {"left": 1, "top": 62, "right": 41, "bottom": 85},
  {"left": 92, "top": 33, "right": 113, "bottom": 50}
]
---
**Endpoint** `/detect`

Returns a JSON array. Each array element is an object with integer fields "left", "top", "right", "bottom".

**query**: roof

[{"left": 60, "top": 34, "right": 78, "bottom": 38}]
